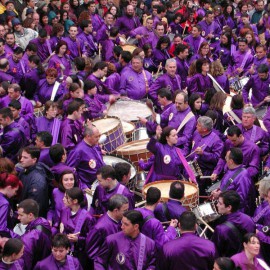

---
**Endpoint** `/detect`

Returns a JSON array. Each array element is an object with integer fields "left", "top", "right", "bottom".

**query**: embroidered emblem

[
  {"left": 169, "top": 113, "right": 173, "bottom": 121},
  {"left": 89, "top": 159, "right": 96, "bottom": 169},
  {"left": 163, "top": 155, "right": 171, "bottom": 164},
  {"left": 116, "top": 252, "right": 125, "bottom": 265},
  {"left": 128, "top": 76, "right": 134, "bottom": 82}
]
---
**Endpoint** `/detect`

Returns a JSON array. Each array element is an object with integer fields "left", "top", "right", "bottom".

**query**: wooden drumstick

[
  {"left": 197, "top": 217, "right": 214, "bottom": 233},
  {"left": 199, "top": 176, "right": 212, "bottom": 179},
  {"left": 155, "top": 62, "right": 162, "bottom": 77},
  {"left": 161, "top": 221, "right": 171, "bottom": 224},
  {"left": 98, "top": 43, "right": 102, "bottom": 56},
  {"left": 185, "top": 144, "right": 206, "bottom": 159}
]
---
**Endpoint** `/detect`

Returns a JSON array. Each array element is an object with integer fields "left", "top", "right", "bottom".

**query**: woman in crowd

[
  {"left": 190, "top": 41, "right": 214, "bottom": 63},
  {"left": 152, "top": 36, "right": 171, "bottom": 68},
  {"left": 210, "top": 60, "right": 230, "bottom": 93},
  {"left": 188, "top": 93, "right": 203, "bottom": 119}
]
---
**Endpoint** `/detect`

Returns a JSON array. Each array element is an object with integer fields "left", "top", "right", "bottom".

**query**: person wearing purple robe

[
  {"left": 242, "top": 64, "right": 270, "bottom": 107},
  {"left": 90, "top": 165, "right": 134, "bottom": 215},
  {"left": 0, "top": 239, "right": 25, "bottom": 270},
  {"left": 18, "top": 199, "right": 52, "bottom": 270},
  {"left": 29, "top": 29, "right": 51, "bottom": 63},
  {"left": 161, "top": 92, "right": 196, "bottom": 154},
  {"left": 62, "top": 25, "right": 87, "bottom": 61},
  {"left": 67, "top": 126, "right": 104, "bottom": 190},
  {"left": 60, "top": 187, "right": 95, "bottom": 269},
  {"left": 263, "top": 106, "right": 270, "bottom": 133},
  {"left": 49, "top": 24, "right": 64, "bottom": 52},
  {"left": 21, "top": 43, "right": 38, "bottom": 73},
  {"left": 35, "top": 68, "right": 66, "bottom": 105},
  {"left": 120, "top": 55, "right": 152, "bottom": 100},
  {"left": 175, "top": 44, "right": 189, "bottom": 89},
  {"left": 211, "top": 191, "right": 255, "bottom": 257},
  {"left": 86, "top": 194, "right": 129, "bottom": 264},
  {"left": 77, "top": 20, "right": 98, "bottom": 58},
  {"left": 188, "top": 116, "right": 224, "bottom": 191},
  {"left": 130, "top": 17, "right": 155, "bottom": 48},
  {"left": 95, "top": 210, "right": 156, "bottom": 270},
  {"left": 149, "top": 58, "right": 181, "bottom": 104},
  {"left": 249, "top": 44, "right": 268, "bottom": 75},
  {"left": 104, "top": 71, "right": 121, "bottom": 95},
  {"left": 184, "top": 25, "right": 206, "bottom": 55},
  {"left": 161, "top": 211, "right": 217, "bottom": 270},
  {"left": 95, "top": 12, "right": 115, "bottom": 43},
  {"left": 136, "top": 187, "right": 177, "bottom": 250},
  {"left": 211, "top": 125, "right": 260, "bottom": 180},
  {"left": 211, "top": 148, "right": 256, "bottom": 215},
  {"left": 152, "top": 36, "right": 171, "bottom": 68},
  {"left": 227, "top": 38, "right": 254, "bottom": 78},
  {"left": 59, "top": 100, "right": 84, "bottom": 153},
  {"left": 34, "top": 233, "right": 83, "bottom": 270},
  {"left": 100, "top": 27, "right": 119, "bottom": 62},
  {"left": 0, "top": 59, "right": 15, "bottom": 83},
  {"left": 0, "top": 107, "right": 26, "bottom": 163},
  {"left": 154, "top": 181, "right": 186, "bottom": 222},
  {"left": 237, "top": 106, "right": 269, "bottom": 156},
  {"left": 115, "top": 5, "right": 140, "bottom": 37}
]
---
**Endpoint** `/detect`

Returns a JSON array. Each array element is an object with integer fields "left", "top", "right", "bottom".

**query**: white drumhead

[
  {"left": 92, "top": 118, "right": 120, "bottom": 134},
  {"left": 117, "top": 139, "right": 149, "bottom": 152},
  {"left": 122, "top": 121, "right": 135, "bottom": 134}
]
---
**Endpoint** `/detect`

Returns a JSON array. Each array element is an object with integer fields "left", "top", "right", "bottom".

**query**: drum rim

[
  {"left": 116, "top": 139, "right": 150, "bottom": 154},
  {"left": 122, "top": 121, "right": 136, "bottom": 135},
  {"left": 92, "top": 116, "right": 123, "bottom": 135}
]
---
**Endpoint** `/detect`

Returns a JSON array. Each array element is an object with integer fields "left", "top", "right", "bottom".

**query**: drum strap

[
  {"left": 137, "top": 234, "right": 146, "bottom": 270},
  {"left": 221, "top": 168, "right": 244, "bottom": 192},
  {"left": 19, "top": 60, "right": 26, "bottom": 74},
  {"left": 250, "top": 125, "right": 257, "bottom": 142},
  {"left": 253, "top": 204, "right": 270, "bottom": 223},
  {"left": 46, "top": 39, "right": 53, "bottom": 55},
  {"left": 231, "top": 44, "right": 236, "bottom": 57},
  {"left": 240, "top": 50, "right": 251, "bottom": 69},
  {"left": 227, "top": 110, "right": 241, "bottom": 124},
  {"left": 162, "top": 203, "right": 171, "bottom": 221},
  {"left": 50, "top": 81, "right": 60, "bottom": 101},
  {"left": 116, "top": 184, "right": 125, "bottom": 195},
  {"left": 142, "top": 69, "right": 149, "bottom": 94},
  {"left": 51, "top": 118, "right": 61, "bottom": 145},
  {"left": 142, "top": 215, "right": 154, "bottom": 227},
  {"left": 207, "top": 73, "right": 226, "bottom": 93},
  {"left": 176, "top": 111, "right": 194, "bottom": 134},
  {"left": 223, "top": 221, "right": 242, "bottom": 248}
]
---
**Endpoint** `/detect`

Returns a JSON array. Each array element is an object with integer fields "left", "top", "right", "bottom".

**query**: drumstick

[
  {"left": 182, "top": 24, "right": 188, "bottom": 36},
  {"left": 71, "top": 231, "right": 81, "bottom": 236},
  {"left": 98, "top": 43, "right": 102, "bottom": 56},
  {"left": 200, "top": 176, "right": 212, "bottom": 179},
  {"left": 185, "top": 144, "right": 206, "bottom": 159},
  {"left": 197, "top": 217, "right": 214, "bottom": 233},
  {"left": 155, "top": 62, "right": 162, "bottom": 77},
  {"left": 93, "top": 214, "right": 102, "bottom": 218},
  {"left": 161, "top": 221, "right": 171, "bottom": 224},
  {"left": 226, "top": 111, "right": 236, "bottom": 125}
]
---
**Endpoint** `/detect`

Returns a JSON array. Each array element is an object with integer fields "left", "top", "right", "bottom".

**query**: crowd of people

[{"left": 0, "top": 0, "right": 270, "bottom": 268}]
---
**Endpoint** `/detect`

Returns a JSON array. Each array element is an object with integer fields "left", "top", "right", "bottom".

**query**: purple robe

[
  {"left": 183, "top": 35, "right": 206, "bottom": 54},
  {"left": 83, "top": 94, "right": 106, "bottom": 120},
  {"left": 30, "top": 38, "right": 50, "bottom": 62},
  {"left": 90, "top": 182, "right": 134, "bottom": 215},
  {"left": 95, "top": 232, "right": 156, "bottom": 270},
  {"left": 215, "top": 74, "right": 230, "bottom": 93},
  {"left": 59, "top": 118, "right": 83, "bottom": 153},
  {"left": 77, "top": 31, "right": 97, "bottom": 57},
  {"left": 198, "top": 20, "right": 221, "bottom": 41},
  {"left": 147, "top": 137, "right": 183, "bottom": 182},
  {"left": 7, "top": 56, "right": 26, "bottom": 83},
  {"left": 67, "top": 140, "right": 105, "bottom": 189},
  {"left": 49, "top": 36, "right": 62, "bottom": 52},
  {"left": 104, "top": 73, "right": 121, "bottom": 95},
  {"left": 21, "top": 217, "right": 52, "bottom": 270},
  {"left": 0, "top": 70, "right": 15, "bottom": 83},
  {"left": 4, "top": 44, "right": 18, "bottom": 57},
  {"left": 187, "top": 73, "right": 213, "bottom": 97},
  {"left": 211, "top": 211, "right": 255, "bottom": 257},
  {"left": 253, "top": 200, "right": 270, "bottom": 231},
  {"left": 95, "top": 24, "right": 111, "bottom": 43},
  {"left": 237, "top": 124, "right": 269, "bottom": 156},
  {"left": 115, "top": 15, "right": 141, "bottom": 37},
  {"left": 48, "top": 54, "right": 72, "bottom": 77},
  {"left": 34, "top": 254, "right": 82, "bottom": 270},
  {"left": 120, "top": 67, "right": 152, "bottom": 100},
  {"left": 62, "top": 37, "right": 86, "bottom": 61},
  {"left": 154, "top": 199, "right": 186, "bottom": 222},
  {"left": 152, "top": 48, "right": 170, "bottom": 67},
  {"left": 130, "top": 26, "right": 155, "bottom": 47},
  {"left": 263, "top": 107, "right": 270, "bottom": 133},
  {"left": 100, "top": 39, "right": 116, "bottom": 62},
  {"left": 136, "top": 207, "right": 177, "bottom": 249},
  {"left": 39, "top": 148, "right": 55, "bottom": 168},
  {"left": 91, "top": 14, "right": 104, "bottom": 33},
  {"left": 231, "top": 251, "right": 265, "bottom": 270},
  {"left": 213, "top": 138, "right": 260, "bottom": 179},
  {"left": 87, "top": 74, "right": 110, "bottom": 103},
  {"left": 0, "top": 259, "right": 24, "bottom": 270},
  {"left": 175, "top": 56, "right": 189, "bottom": 88},
  {"left": 14, "top": 116, "right": 30, "bottom": 142},
  {"left": 161, "top": 232, "right": 217, "bottom": 270},
  {"left": 212, "top": 42, "right": 234, "bottom": 67},
  {"left": 242, "top": 74, "right": 270, "bottom": 106},
  {"left": 86, "top": 212, "right": 121, "bottom": 260}
]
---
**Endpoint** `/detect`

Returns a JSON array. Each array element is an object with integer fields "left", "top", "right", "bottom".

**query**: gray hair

[
  {"left": 83, "top": 126, "right": 97, "bottom": 137},
  {"left": 242, "top": 106, "right": 256, "bottom": 116},
  {"left": 165, "top": 58, "right": 176, "bottom": 66},
  {"left": 197, "top": 116, "right": 213, "bottom": 131},
  {"left": 108, "top": 194, "right": 129, "bottom": 211},
  {"left": 258, "top": 176, "right": 270, "bottom": 198}
]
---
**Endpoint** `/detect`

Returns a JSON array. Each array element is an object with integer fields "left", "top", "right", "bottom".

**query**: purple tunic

[
  {"left": 120, "top": 67, "right": 152, "bottom": 100},
  {"left": 115, "top": 15, "right": 141, "bottom": 37},
  {"left": 67, "top": 140, "right": 105, "bottom": 189},
  {"left": 237, "top": 124, "right": 269, "bottom": 156},
  {"left": 100, "top": 39, "right": 115, "bottom": 62},
  {"left": 14, "top": 116, "right": 30, "bottom": 142},
  {"left": 154, "top": 200, "right": 186, "bottom": 222},
  {"left": 187, "top": 73, "right": 213, "bottom": 97},
  {"left": 231, "top": 251, "right": 265, "bottom": 270},
  {"left": 215, "top": 74, "right": 230, "bottom": 93},
  {"left": 21, "top": 217, "right": 52, "bottom": 270},
  {"left": 48, "top": 54, "right": 72, "bottom": 77},
  {"left": 95, "top": 24, "right": 111, "bottom": 43},
  {"left": 242, "top": 74, "right": 270, "bottom": 106},
  {"left": 161, "top": 232, "right": 217, "bottom": 270},
  {"left": 34, "top": 254, "right": 82, "bottom": 270},
  {"left": 213, "top": 138, "right": 260, "bottom": 179},
  {"left": 77, "top": 31, "right": 97, "bottom": 57},
  {"left": 104, "top": 73, "right": 121, "bottom": 95},
  {"left": 86, "top": 212, "right": 121, "bottom": 260},
  {"left": 152, "top": 48, "right": 170, "bottom": 67},
  {"left": 198, "top": 20, "right": 221, "bottom": 40},
  {"left": 175, "top": 56, "right": 189, "bottom": 88},
  {"left": 147, "top": 137, "right": 183, "bottom": 182},
  {"left": 30, "top": 38, "right": 50, "bottom": 62},
  {"left": 90, "top": 182, "right": 134, "bottom": 215},
  {"left": 212, "top": 42, "right": 233, "bottom": 67},
  {"left": 263, "top": 107, "right": 270, "bottom": 133},
  {"left": 183, "top": 35, "right": 206, "bottom": 54},
  {"left": 83, "top": 94, "right": 106, "bottom": 120},
  {"left": 0, "top": 259, "right": 24, "bottom": 270},
  {"left": 0, "top": 70, "right": 15, "bottom": 83},
  {"left": 87, "top": 74, "right": 110, "bottom": 103},
  {"left": 253, "top": 200, "right": 270, "bottom": 231},
  {"left": 130, "top": 26, "right": 155, "bottom": 47},
  {"left": 136, "top": 207, "right": 177, "bottom": 249},
  {"left": 95, "top": 232, "right": 156, "bottom": 270},
  {"left": 211, "top": 211, "right": 255, "bottom": 257},
  {"left": 39, "top": 148, "right": 55, "bottom": 168},
  {"left": 4, "top": 44, "right": 17, "bottom": 57},
  {"left": 7, "top": 56, "right": 25, "bottom": 83},
  {"left": 62, "top": 37, "right": 86, "bottom": 61}
]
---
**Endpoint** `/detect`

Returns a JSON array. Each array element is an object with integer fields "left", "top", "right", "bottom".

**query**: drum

[
  {"left": 229, "top": 76, "right": 249, "bottom": 92},
  {"left": 132, "top": 127, "right": 149, "bottom": 141},
  {"left": 223, "top": 94, "right": 233, "bottom": 114},
  {"left": 188, "top": 160, "right": 203, "bottom": 177},
  {"left": 121, "top": 44, "right": 137, "bottom": 53},
  {"left": 206, "top": 180, "right": 221, "bottom": 195},
  {"left": 92, "top": 116, "right": 126, "bottom": 154},
  {"left": 122, "top": 121, "right": 135, "bottom": 142},
  {"left": 143, "top": 180, "right": 199, "bottom": 209},
  {"left": 116, "top": 139, "right": 151, "bottom": 171},
  {"left": 108, "top": 100, "right": 152, "bottom": 128},
  {"left": 103, "top": 155, "right": 137, "bottom": 189},
  {"left": 192, "top": 202, "right": 220, "bottom": 223}
]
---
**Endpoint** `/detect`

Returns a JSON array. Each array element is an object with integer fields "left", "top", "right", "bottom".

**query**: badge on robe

[
  {"left": 60, "top": 222, "right": 64, "bottom": 233},
  {"left": 128, "top": 76, "right": 134, "bottom": 82},
  {"left": 163, "top": 155, "right": 171, "bottom": 164},
  {"left": 167, "top": 85, "right": 172, "bottom": 90},
  {"left": 116, "top": 253, "right": 125, "bottom": 265},
  {"left": 89, "top": 159, "right": 96, "bottom": 169},
  {"left": 169, "top": 113, "right": 173, "bottom": 121},
  {"left": 98, "top": 85, "right": 103, "bottom": 92},
  {"left": 202, "top": 31, "right": 205, "bottom": 36}
]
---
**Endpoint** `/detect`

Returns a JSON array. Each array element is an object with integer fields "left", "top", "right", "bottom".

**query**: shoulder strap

[
  {"left": 227, "top": 110, "right": 242, "bottom": 124},
  {"left": 223, "top": 221, "right": 243, "bottom": 246},
  {"left": 176, "top": 111, "right": 194, "bottom": 134},
  {"left": 35, "top": 225, "right": 51, "bottom": 238},
  {"left": 117, "top": 184, "right": 125, "bottom": 195},
  {"left": 142, "top": 69, "right": 149, "bottom": 94},
  {"left": 137, "top": 234, "right": 146, "bottom": 270},
  {"left": 50, "top": 81, "right": 60, "bottom": 101},
  {"left": 142, "top": 215, "right": 154, "bottom": 227},
  {"left": 221, "top": 167, "right": 245, "bottom": 192},
  {"left": 207, "top": 73, "right": 226, "bottom": 93},
  {"left": 162, "top": 202, "right": 171, "bottom": 221}
]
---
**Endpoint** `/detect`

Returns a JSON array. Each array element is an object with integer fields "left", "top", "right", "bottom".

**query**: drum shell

[
  {"left": 92, "top": 116, "right": 126, "bottom": 154},
  {"left": 132, "top": 127, "right": 149, "bottom": 141},
  {"left": 143, "top": 180, "right": 199, "bottom": 210},
  {"left": 122, "top": 121, "right": 135, "bottom": 142},
  {"left": 121, "top": 44, "right": 137, "bottom": 53},
  {"left": 116, "top": 139, "right": 152, "bottom": 171},
  {"left": 192, "top": 202, "right": 220, "bottom": 223}
]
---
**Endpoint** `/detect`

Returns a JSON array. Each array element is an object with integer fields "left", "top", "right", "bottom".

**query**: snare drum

[
  {"left": 116, "top": 139, "right": 151, "bottom": 171},
  {"left": 192, "top": 202, "right": 220, "bottom": 223},
  {"left": 229, "top": 76, "right": 249, "bottom": 92},
  {"left": 108, "top": 100, "right": 152, "bottom": 128},
  {"left": 143, "top": 180, "right": 199, "bottom": 209},
  {"left": 92, "top": 116, "right": 126, "bottom": 154},
  {"left": 132, "top": 127, "right": 149, "bottom": 141},
  {"left": 34, "top": 106, "right": 44, "bottom": 117},
  {"left": 121, "top": 44, "right": 137, "bottom": 53},
  {"left": 122, "top": 121, "right": 135, "bottom": 141}
]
